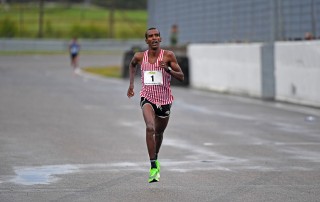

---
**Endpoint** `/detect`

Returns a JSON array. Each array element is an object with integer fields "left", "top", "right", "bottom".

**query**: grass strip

[{"left": 82, "top": 66, "right": 121, "bottom": 78}]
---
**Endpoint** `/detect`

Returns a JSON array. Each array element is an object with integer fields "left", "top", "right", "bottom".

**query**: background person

[
  {"left": 68, "top": 37, "right": 81, "bottom": 73},
  {"left": 304, "top": 32, "right": 314, "bottom": 40},
  {"left": 170, "top": 24, "right": 179, "bottom": 46}
]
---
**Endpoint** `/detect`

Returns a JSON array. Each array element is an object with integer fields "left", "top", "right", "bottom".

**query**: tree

[
  {"left": 109, "top": 0, "right": 114, "bottom": 38},
  {"left": 38, "top": 0, "right": 44, "bottom": 38}
]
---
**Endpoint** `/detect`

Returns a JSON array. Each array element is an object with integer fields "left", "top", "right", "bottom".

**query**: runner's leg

[
  {"left": 142, "top": 104, "right": 156, "bottom": 160},
  {"left": 154, "top": 116, "right": 169, "bottom": 156}
]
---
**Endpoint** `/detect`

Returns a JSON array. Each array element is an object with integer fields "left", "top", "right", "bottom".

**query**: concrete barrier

[
  {"left": 0, "top": 39, "right": 146, "bottom": 52},
  {"left": 275, "top": 41, "right": 320, "bottom": 107},
  {"left": 187, "top": 43, "right": 263, "bottom": 97},
  {"left": 188, "top": 41, "right": 320, "bottom": 107}
]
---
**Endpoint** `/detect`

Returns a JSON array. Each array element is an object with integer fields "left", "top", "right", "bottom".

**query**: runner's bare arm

[
  {"left": 166, "top": 51, "right": 184, "bottom": 82},
  {"left": 127, "top": 52, "right": 143, "bottom": 98}
]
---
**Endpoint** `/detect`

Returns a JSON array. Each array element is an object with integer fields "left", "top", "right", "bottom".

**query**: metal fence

[{"left": 148, "top": 0, "right": 320, "bottom": 45}]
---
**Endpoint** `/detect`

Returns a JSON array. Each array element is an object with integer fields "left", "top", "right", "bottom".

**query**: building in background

[{"left": 148, "top": 0, "right": 320, "bottom": 45}]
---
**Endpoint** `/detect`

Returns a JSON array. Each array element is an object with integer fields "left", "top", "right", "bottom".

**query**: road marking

[{"left": 174, "top": 99, "right": 255, "bottom": 121}]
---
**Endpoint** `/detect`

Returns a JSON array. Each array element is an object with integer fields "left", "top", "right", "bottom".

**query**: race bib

[
  {"left": 71, "top": 47, "right": 78, "bottom": 53},
  {"left": 144, "top": 71, "right": 163, "bottom": 85},
  {"left": 71, "top": 46, "right": 78, "bottom": 54}
]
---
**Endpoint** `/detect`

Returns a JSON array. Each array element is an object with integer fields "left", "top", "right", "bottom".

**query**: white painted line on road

[
  {"left": 164, "top": 138, "right": 246, "bottom": 164},
  {"left": 189, "top": 88, "right": 320, "bottom": 116},
  {"left": 174, "top": 99, "right": 255, "bottom": 121}
]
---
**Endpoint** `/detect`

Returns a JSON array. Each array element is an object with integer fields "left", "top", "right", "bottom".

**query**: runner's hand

[
  {"left": 159, "top": 61, "right": 167, "bottom": 70},
  {"left": 127, "top": 87, "right": 134, "bottom": 98}
]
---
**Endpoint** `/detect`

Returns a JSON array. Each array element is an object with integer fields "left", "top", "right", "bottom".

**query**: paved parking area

[{"left": 0, "top": 54, "right": 319, "bottom": 202}]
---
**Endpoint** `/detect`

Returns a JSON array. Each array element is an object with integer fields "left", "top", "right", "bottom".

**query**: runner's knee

[
  {"left": 146, "top": 124, "right": 155, "bottom": 135},
  {"left": 155, "top": 132, "right": 163, "bottom": 137}
]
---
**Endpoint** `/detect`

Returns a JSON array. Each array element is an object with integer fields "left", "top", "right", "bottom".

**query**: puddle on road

[
  {"left": 10, "top": 165, "right": 79, "bottom": 185},
  {"left": 8, "top": 163, "right": 144, "bottom": 185}
]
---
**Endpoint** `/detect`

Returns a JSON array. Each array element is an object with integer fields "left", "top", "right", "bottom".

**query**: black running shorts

[{"left": 140, "top": 97, "right": 172, "bottom": 118}]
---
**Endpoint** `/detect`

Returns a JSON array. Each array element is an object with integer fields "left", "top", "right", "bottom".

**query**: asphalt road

[{"left": 0, "top": 54, "right": 320, "bottom": 202}]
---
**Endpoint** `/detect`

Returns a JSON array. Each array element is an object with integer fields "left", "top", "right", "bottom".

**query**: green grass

[
  {"left": 83, "top": 66, "right": 121, "bottom": 78},
  {"left": 0, "top": 3, "right": 147, "bottom": 39}
]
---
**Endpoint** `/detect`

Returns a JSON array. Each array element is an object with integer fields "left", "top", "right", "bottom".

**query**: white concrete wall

[
  {"left": 275, "top": 41, "right": 320, "bottom": 107},
  {"left": 187, "top": 41, "right": 320, "bottom": 107},
  {"left": 187, "top": 43, "right": 263, "bottom": 97}
]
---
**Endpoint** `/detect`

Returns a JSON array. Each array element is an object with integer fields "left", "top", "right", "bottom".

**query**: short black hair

[{"left": 145, "top": 27, "right": 160, "bottom": 39}]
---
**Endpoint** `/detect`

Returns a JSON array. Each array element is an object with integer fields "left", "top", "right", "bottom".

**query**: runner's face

[{"left": 145, "top": 29, "right": 161, "bottom": 49}]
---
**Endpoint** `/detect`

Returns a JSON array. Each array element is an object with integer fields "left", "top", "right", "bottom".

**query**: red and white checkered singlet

[{"left": 140, "top": 49, "right": 173, "bottom": 105}]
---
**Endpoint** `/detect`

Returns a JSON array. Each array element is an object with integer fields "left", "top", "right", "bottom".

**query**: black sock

[
  {"left": 155, "top": 153, "right": 158, "bottom": 160},
  {"left": 150, "top": 159, "right": 157, "bottom": 168}
]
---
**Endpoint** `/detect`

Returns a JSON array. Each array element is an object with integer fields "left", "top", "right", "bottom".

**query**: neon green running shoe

[
  {"left": 148, "top": 168, "right": 160, "bottom": 183},
  {"left": 155, "top": 160, "right": 160, "bottom": 173}
]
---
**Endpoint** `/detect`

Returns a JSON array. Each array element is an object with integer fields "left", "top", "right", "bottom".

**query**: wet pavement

[{"left": 0, "top": 54, "right": 320, "bottom": 202}]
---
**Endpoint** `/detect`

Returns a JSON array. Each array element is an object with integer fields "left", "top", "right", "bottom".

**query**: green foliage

[
  {"left": 0, "top": 3, "right": 147, "bottom": 39},
  {"left": 44, "top": 20, "right": 57, "bottom": 37},
  {"left": 0, "top": 18, "right": 18, "bottom": 37},
  {"left": 70, "top": 24, "right": 107, "bottom": 38}
]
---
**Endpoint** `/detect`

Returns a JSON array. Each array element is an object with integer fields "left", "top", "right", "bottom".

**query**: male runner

[{"left": 127, "top": 27, "right": 184, "bottom": 183}]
